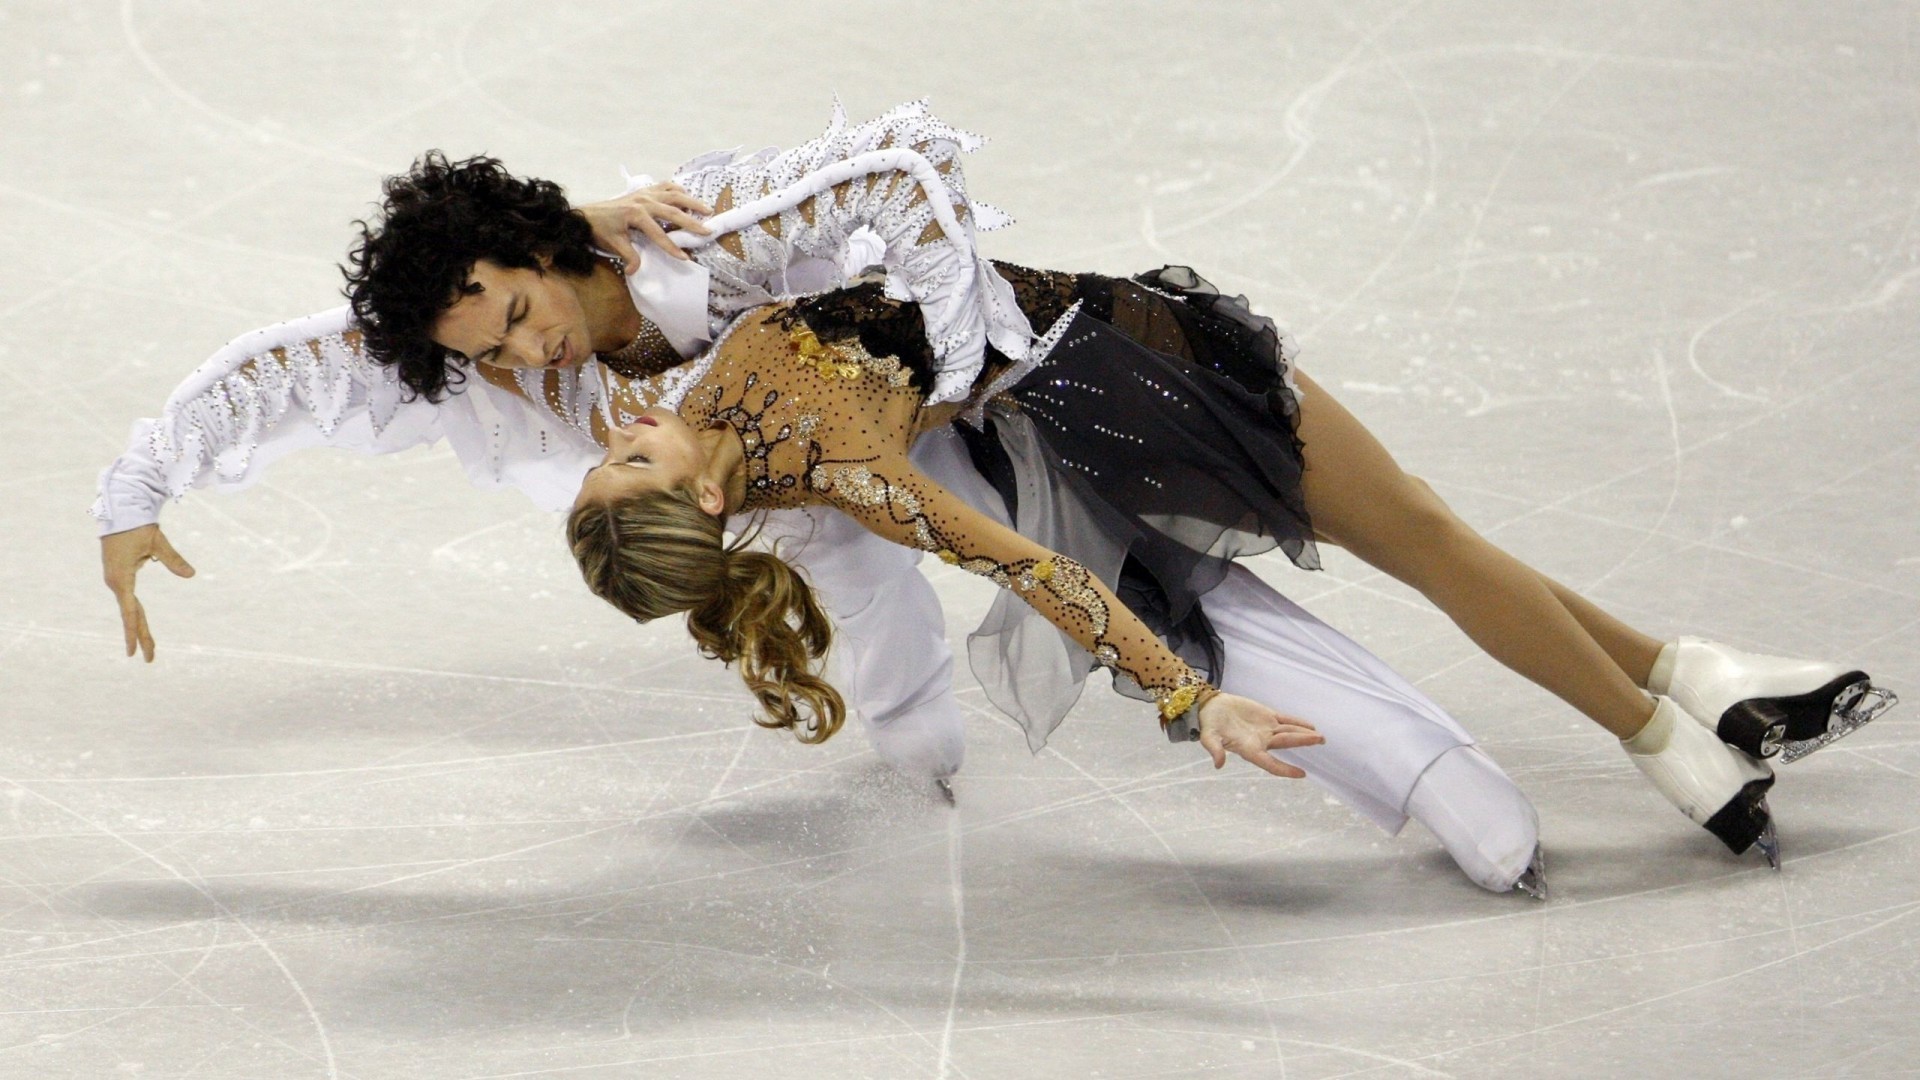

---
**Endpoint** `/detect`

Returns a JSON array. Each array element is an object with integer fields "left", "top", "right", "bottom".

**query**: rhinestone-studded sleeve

[
  {"left": 810, "top": 448, "right": 1214, "bottom": 727},
  {"left": 90, "top": 307, "right": 445, "bottom": 535},
  {"left": 667, "top": 100, "right": 1035, "bottom": 405}
]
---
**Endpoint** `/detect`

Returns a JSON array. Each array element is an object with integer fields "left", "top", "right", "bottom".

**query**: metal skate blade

[
  {"left": 1513, "top": 846, "right": 1548, "bottom": 902},
  {"left": 935, "top": 778, "right": 956, "bottom": 806},
  {"left": 1848, "top": 685, "right": 1899, "bottom": 721},
  {"left": 1780, "top": 685, "right": 1900, "bottom": 764},
  {"left": 1755, "top": 816, "right": 1781, "bottom": 871}
]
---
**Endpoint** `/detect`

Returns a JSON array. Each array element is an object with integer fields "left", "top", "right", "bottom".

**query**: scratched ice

[{"left": 3, "top": 2, "right": 1917, "bottom": 1078}]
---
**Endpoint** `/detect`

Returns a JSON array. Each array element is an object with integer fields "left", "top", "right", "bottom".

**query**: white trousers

[
  {"left": 1208, "top": 564, "right": 1538, "bottom": 890},
  {"left": 791, "top": 432, "right": 1542, "bottom": 892}
]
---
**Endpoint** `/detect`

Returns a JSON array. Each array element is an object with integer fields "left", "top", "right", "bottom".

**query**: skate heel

[
  {"left": 1656, "top": 638, "right": 1898, "bottom": 762},
  {"left": 1714, "top": 698, "right": 1792, "bottom": 760},
  {"left": 1700, "top": 776, "right": 1778, "bottom": 863},
  {"left": 1776, "top": 681, "right": 1899, "bottom": 763},
  {"left": 1625, "top": 696, "right": 1781, "bottom": 864}
]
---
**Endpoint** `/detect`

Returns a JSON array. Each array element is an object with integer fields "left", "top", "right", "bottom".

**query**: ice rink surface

[{"left": 5, "top": 2, "right": 1919, "bottom": 1076}]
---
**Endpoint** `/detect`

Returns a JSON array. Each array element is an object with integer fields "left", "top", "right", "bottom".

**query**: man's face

[{"left": 431, "top": 258, "right": 592, "bottom": 372}]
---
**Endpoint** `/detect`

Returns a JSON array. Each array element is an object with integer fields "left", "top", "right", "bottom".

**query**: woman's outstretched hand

[
  {"left": 101, "top": 524, "right": 195, "bottom": 662},
  {"left": 577, "top": 182, "right": 715, "bottom": 270},
  {"left": 1196, "top": 693, "right": 1324, "bottom": 778}
]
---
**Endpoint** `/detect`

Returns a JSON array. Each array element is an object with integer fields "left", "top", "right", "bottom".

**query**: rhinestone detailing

[
  {"left": 666, "top": 99, "right": 1035, "bottom": 406},
  {"left": 597, "top": 317, "right": 680, "bottom": 380},
  {"left": 661, "top": 294, "right": 1220, "bottom": 732}
]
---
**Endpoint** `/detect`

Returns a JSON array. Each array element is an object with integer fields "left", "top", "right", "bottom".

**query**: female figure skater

[
  {"left": 336, "top": 105, "right": 1895, "bottom": 872},
  {"left": 535, "top": 267, "right": 1885, "bottom": 870}
]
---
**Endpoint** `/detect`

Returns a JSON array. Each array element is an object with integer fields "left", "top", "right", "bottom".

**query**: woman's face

[
  {"left": 574, "top": 408, "right": 716, "bottom": 510},
  {"left": 431, "top": 258, "right": 594, "bottom": 372}
]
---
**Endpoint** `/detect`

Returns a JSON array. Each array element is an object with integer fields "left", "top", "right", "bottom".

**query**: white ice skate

[
  {"left": 1650, "top": 637, "right": 1899, "bottom": 763},
  {"left": 1623, "top": 696, "right": 1780, "bottom": 868}
]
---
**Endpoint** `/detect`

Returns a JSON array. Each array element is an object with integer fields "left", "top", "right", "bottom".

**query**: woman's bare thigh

[{"left": 1291, "top": 367, "right": 1455, "bottom": 571}]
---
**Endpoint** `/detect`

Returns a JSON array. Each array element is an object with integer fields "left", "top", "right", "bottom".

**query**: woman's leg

[
  {"left": 1536, "top": 573, "right": 1664, "bottom": 687},
  {"left": 1402, "top": 477, "right": 1891, "bottom": 763},
  {"left": 1288, "top": 369, "right": 1655, "bottom": 739},
  {"left": 1400, "top": 475, "right": 1667, "bottom": 687}
]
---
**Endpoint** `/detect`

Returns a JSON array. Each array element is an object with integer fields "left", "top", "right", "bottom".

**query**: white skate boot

[
  {"left": 1623, "top": 695, "right": 1780, "bottom": 868},
  {"left": 1649, "top": 637, "right": 1899, "bottom": 762}
]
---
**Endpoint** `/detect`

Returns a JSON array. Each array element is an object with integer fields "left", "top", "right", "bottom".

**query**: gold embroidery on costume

[
  {"left": 790, "top": 325, "right": 914, "bottom": 386},
  {"left": 669, "top": 303, "right": 1219, "bottom": 730}
]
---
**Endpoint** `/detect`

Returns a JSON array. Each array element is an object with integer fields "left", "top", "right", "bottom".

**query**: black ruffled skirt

[
  {"left": 793, "top": 264, "right": 1319, "bottom": 747},
  {"left": 964, "top": 265, "right": 1320, "bottom": 742}
]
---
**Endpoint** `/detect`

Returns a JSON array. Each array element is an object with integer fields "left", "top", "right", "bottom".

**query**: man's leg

[
  {"left": 1205, "top": 563, "right": 1539, "bottom": 891},
  {"left": 766, "top": 506, "right": 967, "bottom": 779},
  {"left": 908, "top": 425, "right": 1538, "bottom": 885}
]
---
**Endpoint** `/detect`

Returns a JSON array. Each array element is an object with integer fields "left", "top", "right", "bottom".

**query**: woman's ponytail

[
  {"left": 686, "top": 549, "right": 842, "bottom": 742},
  {"left": 567, "top": 488, "right": 846, "bottom": 741}
]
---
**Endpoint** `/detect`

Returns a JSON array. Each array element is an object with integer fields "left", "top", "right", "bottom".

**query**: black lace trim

[
  {"left": 988, "top": 261, "right": 1085, "bottom": 328},
  {"left": 779, "top": 283, "right": 940, "bottom": 394}
]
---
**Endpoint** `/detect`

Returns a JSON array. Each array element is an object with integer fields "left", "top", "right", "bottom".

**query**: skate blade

[
  {"left": 1755, "top": 816, "right": 1781, "bottom": 871},
  {"left": 1779, "top": 684, "right": 1899, "bottom": 764},
  {"left": 1513, "top": 845, "right": 1548, "bottom": 902},
  {"left": 935, "top": 778, "right": 956, "bottom": 806}
]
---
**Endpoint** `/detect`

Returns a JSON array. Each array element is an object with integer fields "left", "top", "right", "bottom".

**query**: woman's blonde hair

[{"left": 566, "top": 487, "right": 845, "bottom": 742}]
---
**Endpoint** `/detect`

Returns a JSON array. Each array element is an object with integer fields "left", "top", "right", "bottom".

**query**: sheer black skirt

[
  {"left": 950, "top": 266, "right": 1318, "bottom": 736},
  {"left": 792, "top": 264, "right": 1319, "bottom": 745}
]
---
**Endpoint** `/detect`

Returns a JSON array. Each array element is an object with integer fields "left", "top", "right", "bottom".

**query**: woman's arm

[{"left": 813, "top": 449, "right": 1323, "bottom": 775}]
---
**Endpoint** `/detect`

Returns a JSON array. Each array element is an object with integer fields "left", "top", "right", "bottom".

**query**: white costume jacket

[{"left": 90, "top": 101, "right": 1023, "bottom": 759}]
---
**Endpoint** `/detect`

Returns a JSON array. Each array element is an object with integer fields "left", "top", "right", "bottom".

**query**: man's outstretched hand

[{"left": 101, "top": 524, "right": 195, "bottom": 662}]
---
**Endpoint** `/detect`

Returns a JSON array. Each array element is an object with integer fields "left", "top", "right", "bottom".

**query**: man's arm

[
  {"left": 94, "top": 307, "right": 453, "bottom": 659},
  {"left": 92, "top": 307, "right": 440, "bottom": 535},
  {"left": 580, "top": 100, "right": 1034, "bottom": 404}
]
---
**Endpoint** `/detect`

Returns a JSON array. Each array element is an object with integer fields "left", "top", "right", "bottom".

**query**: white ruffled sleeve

[
  {"left": 88, "top": 308, "right": 619, "bottom": 533},
  {"left": 655, "top": 99, "right": 1037, "bottom": 404},
  {"left": 89, "top": 307, "right": 445, "bottom": 535}
]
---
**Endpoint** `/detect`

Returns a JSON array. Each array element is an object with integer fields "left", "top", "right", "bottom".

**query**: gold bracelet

[
  {"left": 1158, "top": 682, "right": 1220, "bottom": 725},
  {"left": 1157, "top": 684, "right": 1198, "bottom": 724}
]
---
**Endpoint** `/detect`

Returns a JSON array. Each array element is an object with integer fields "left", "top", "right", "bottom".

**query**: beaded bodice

[
  {"left": 598, "top": 315, "right": 682, "bottom": 381},
  {"left": 677, "top": 309, "right": 925, "bottom": 512},
  {"left": 670, "top": 306, "right": 1214, "bottom": 726}
]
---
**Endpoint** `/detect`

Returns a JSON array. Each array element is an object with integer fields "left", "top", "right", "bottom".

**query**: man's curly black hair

[{"left": 343, "top": 151, "right": 599, "bottom": 401}]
